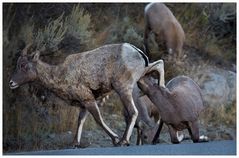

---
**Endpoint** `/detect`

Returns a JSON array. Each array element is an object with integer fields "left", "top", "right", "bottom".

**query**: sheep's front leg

[
  {"left": 152, "top": 118, "right": 164, "bottom": 144},
  {"left": 136, "top": 127, "right": 142, "bottom": 145},
  {"left": 73, "top": 108, "right": 89, "bottom": 148},
  {"left": 85, "top": 101, "right": 120, "bottom": 146}
]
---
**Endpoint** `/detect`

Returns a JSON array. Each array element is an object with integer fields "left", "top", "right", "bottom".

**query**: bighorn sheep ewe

[
  {"left": 9, "top": 43, "right": 165, "bottom": 147},
  {"left": 144, "top": 3, "right": 185, "bottom": 60},
  {"left": 138, "top": 75, "right": 208, "bottom": 144}
]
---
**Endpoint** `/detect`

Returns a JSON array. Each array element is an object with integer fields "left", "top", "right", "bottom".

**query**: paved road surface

[{"left": 6, "top": 140, "right": 236, "bottom": 155}]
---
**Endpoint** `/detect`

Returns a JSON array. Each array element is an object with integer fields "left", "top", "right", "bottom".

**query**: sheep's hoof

[
  {"left": 72, "top": 141, "right": 91, "bottom": 148},
  {"left": 152, "top": 139, "right": 160, "bottom": 145},
  {"left": 73, "top": 143, "right": 81, "bottom": 148},
  {"left": 199, "top": 135, "right": 209, "bottom": 142},
  {"left": 112, "top": 136, "right": 120, "bottom": 146},
  {"left": 117, "top": 139, "right": 130, "bottom": 146}
]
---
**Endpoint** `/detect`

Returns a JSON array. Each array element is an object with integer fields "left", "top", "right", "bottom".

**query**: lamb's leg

[
  {"left": 136, "top": 127, "right": 142, "bottom": 145},
  {"left": 188, "top": 121, "right": 208, "bottom": 143},
  {"left": 168, "top": 125, "right": 181, "bottom": 144},
  {"left": 73, "top": 108, "right": 89, "bottom": 148},
  {"left": 188, "top": 121, "right": 200, "bottom": 143},
  {"left": 85, "top": 101, "right": 119, "bottom": 145},
  {"left": 152, "top": 118, "right": 164, "bottom": 144}
]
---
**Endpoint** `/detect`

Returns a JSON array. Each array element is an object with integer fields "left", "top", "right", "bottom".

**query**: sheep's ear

[{"left": 32, "top": 51, "right": 40, "bottom": 62}]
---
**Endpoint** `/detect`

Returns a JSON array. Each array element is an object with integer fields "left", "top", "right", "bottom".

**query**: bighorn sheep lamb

[
  {"left": 144, "top": 3, "right": 185, "bottom": 60},
  {"left": 9, "top": 43, "right": 165, "bottom": 147},
  {"left": 138, "top": 75, "right": 208, "bottom": 144},
  {"left": 124, "top": 92, "right": 159, "bottom": 145}
]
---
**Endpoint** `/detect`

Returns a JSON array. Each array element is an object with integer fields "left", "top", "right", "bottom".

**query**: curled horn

[{"left": 22, "top": 43, "right": 33, "bottom": 56}]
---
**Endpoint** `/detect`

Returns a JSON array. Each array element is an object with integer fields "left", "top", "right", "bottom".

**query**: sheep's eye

[{"left": 19, "top": 63, "right": 27, "bottom": 71}]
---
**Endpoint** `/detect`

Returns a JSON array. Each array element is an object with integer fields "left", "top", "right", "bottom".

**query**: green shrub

[
  {"left": 104, "top": 17, "right": 143, "bottom": 48},
  {"left": 65, "top": 4, "right": 93, "bottom": 47},
  {"left": 18, "top": 4, "right": 94, "bottom": 53},
  {"left": 35, "top": 13, "right": 67, "bottom": 52}
]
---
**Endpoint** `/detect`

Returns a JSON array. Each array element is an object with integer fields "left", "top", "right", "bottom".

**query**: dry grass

[{"left": 200, "top": 100, "right": 236, "bottom": 128}]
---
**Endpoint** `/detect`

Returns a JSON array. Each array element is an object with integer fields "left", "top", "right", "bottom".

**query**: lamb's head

[
  {"left": 9, "top": 44, "right": 41, "bottom": 89},
  {"left": 141, "top": 123, "right": 159, "bottom": 144},
  {"left": 137, "top": 76, "right": 155, "bottom": 94}
]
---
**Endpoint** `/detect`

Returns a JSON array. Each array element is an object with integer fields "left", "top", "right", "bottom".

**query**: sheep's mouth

[
  {"left": 9, "top": 80, "right": 19, "bottom": 89},
  {"left": 10, "top": 84, "right": 19, "bottom": 89}
]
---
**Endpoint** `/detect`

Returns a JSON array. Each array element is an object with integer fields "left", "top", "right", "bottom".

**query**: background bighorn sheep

[
  {"left": 138, "top": 75, "right": 208, "bottom": 144},
  {"left": 144, "top": 3, "right": 185, "bottom": 60},
  {"left": 9, "top": 43, "right": 165, "bottom": 147}
]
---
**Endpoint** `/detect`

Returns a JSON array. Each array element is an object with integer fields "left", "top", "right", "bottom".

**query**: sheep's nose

[
  {"left": 9, "top": 80, "right": 14, "bottom": 86},
  {"left": 9, "top": 80, "right": 19, "bottom": 89}
]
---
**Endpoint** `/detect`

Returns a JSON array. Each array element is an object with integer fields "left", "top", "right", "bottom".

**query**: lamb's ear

[{"left": 32, "top": 51, "right": 40, "bottom": 62}]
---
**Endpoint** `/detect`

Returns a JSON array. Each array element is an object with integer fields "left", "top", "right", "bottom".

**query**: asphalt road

[{"left": 7, "top": 140, "right": 236, "bottom": 155}]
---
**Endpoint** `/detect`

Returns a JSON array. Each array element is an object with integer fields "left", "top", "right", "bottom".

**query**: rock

[
  {"left": 67, "top": 131, "right": 72, "bottom": 135},
  {"left": 201, "top": 71, "right": 229, "bottom": 106},
  {"left": 48, "top": 133, "right": 56, "bottom": 139},
  {"left": 197, "top": 66, "right": 236, "bottom": 107},
  {"left": 218, "top": 131, "right": 233, "bottom": 140},
  {"left": 225, "top": 71, "right": 236, "bottom": 104}
]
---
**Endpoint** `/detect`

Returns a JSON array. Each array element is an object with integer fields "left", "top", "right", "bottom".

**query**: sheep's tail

[{"left": 129, "top": 44, "right": 149, "bottom": 67}]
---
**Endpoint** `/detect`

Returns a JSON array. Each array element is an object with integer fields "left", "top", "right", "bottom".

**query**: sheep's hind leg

[
  {"left": 188, "top": 121, "right": 208, "bottom": 143},
  {"left": 124, "top": 107, "right": 142, "bottom": 145},
  {"left": 188, "top": 121, "right": 200, "bottom": 143},
  {"left": 85, "top": 101, "right": 120, "bottom": 146},
  {"left": 116, "top": 90, "right": 138, "bottom": 146},
  {"left": 73, "top": 108, "right": 89, "bottom": 148}
]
